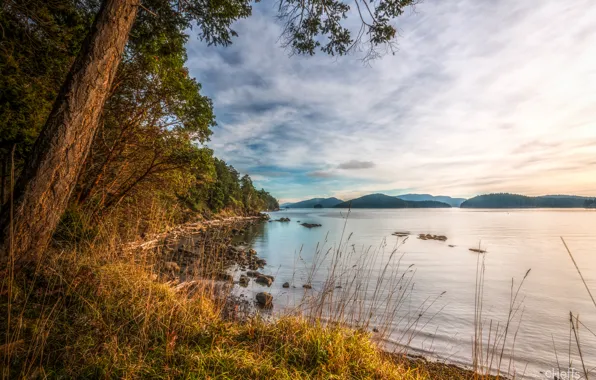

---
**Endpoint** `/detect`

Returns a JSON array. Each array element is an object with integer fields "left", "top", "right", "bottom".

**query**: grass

[
  {"left": 0, "top": 248, "right": 430, "bottom": 379},
  {"left": 0, "top": 210, "right": 440, "bottom": 380},
  {"left": 1, "top": 207, "right": 549, "bottom": 380}
]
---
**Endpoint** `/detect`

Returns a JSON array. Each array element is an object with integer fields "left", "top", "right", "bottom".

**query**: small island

[
  {"left": 333, "top": 193, "right": 451, "bottom": 209},
  {"left": 460, "top": 193, "right": 594, "bottom": 208}
]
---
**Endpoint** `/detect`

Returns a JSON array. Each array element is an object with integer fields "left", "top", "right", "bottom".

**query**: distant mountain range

[
  {"left": 282, "top": 197, "right": 343, "bottom": 208},
  {"left": 461, "top": 193, "right": 594, "bottom": 208},
  {"left": 334, "top": 194, "right": 451, "bottom": 209},
  {"left": 282, "top": 193, "right": 595, "bottom": 209},
  {"left": 396, "top": 193, "right": 466, "bottom": 207}
]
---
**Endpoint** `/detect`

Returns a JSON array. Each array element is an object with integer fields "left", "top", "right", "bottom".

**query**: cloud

[
  {"left": 337, "top": 160, "right": 376, "bottom": 170},
  {"left": 186, "top": 0, "right": 596, "bottom": 202}
]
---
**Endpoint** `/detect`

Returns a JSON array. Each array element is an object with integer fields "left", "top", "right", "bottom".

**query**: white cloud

[{"left": 186, "top": 0, "right": 596, "bottom": 201}]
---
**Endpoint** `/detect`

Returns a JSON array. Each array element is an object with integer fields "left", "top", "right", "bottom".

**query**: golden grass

[{"left": 0, "top": 244, "right": 435, "bottom": 379}]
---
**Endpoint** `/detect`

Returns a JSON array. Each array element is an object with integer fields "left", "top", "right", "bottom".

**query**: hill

[
  {"left": 396, "top": 193, "right": 466, "bottom": 207},
  {"left": 334, "top": 193, "right": 451, "bottom": 208},
  {"left": 460, "top": 193, "right": 592, "bottom": 208},
  {"left": 283, "top": 197, "right": 344, "bottom": 208}
]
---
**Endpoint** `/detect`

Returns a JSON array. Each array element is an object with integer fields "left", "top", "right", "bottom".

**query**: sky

[{"left": 185, "top": 0, "right": 596, "bottom": 203}]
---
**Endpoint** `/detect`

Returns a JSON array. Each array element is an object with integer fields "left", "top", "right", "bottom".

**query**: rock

[
  {"left": 282, "top": 282, "right": 290, "bottom": 288},
  {"left": 256, "top": 258, "right": 267, "bottom": 267},
  {"left": 303, "top": 284, "right": 312, "bottom": 289},
  {"left": 256, "top": 275, "right": 273, "bottom": 286},
  {"left": 164, "top": 261, "right": 180, "bottom": 273},
  {"left": 248, "top": 249, "right": 257, "bottom": 255},
  {"left": 469, "top": 248, "right": 487, "bottom": 253},
  {"left": 392, "top": 232, "right": 409, "bottom": 237},
  {"left": 256, "top": 292, "right": 273, "bottom": 308},
  {"left": 246, "top": 270, "right": 261, "bottom": 277},
  {"left": 275, "top": 217, "right": 291, "bottom": 222},
  {"left": 239, "top": 275, "right": 250, "bottom": 287},
  {"left": 301, "top": 223, "right": 322, "bottom": 228},
  {"left": 448, "top": 245, "right": 455, "bottom": 248},
  {"left": 373, "top": 327, "right": 379, "bottom": 333},
  {"left": 418, "top": 233, "right": 447, "bottom": 241}
]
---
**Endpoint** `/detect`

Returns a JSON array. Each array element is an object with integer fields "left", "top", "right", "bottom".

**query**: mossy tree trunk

[{"left": 0, "top": 0, "right": 138, "bottom": 261}]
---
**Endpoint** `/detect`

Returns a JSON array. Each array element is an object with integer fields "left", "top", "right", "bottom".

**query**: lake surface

[{"left": 233, "top": 208, "right": 596, "bottom": 379}]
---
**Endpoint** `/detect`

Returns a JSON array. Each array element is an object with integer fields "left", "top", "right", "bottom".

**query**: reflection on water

[{"left": 235, "top": 208, "right": 596, "bottom": 379}]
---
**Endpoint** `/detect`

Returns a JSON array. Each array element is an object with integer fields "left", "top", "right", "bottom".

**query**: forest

[{"left": 1, "top": 1, "right": 278, "bottom": 237}]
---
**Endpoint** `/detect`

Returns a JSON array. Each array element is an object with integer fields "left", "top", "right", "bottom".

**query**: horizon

[
  {"left": 281, "top": 191, "right": 596, "bottom": 205},
  {"left": 186, "top": 0, "right": 596, "bottom": 203}
]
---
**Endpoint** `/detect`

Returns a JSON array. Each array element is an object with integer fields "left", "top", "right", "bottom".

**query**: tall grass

[
  {"left": 561, "top": 237, "right": 596, "bottom": 380},
  {"left": 471, "top": 247, "right": 530, "bottom": 379},
  {"left": 290, "top": 211, "right": 446, "bottom": 357},
  {"left": 0, "top": 207, "right": 434, "bottom": 379},
  {"left": 8, "top": 203, "right": 587, "bottom": 379}
]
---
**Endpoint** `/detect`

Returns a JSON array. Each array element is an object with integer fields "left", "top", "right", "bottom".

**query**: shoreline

[{"left": 149, "top": 213, "right": 499, "bottom": 380}]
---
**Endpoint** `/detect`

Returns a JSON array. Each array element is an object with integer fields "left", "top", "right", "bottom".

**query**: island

[
  {"left": 333, "top": 193, "right": 451, "bottom": 208},
  {"left": 461, "top": 193, "right": 593, "bottom": 208}
]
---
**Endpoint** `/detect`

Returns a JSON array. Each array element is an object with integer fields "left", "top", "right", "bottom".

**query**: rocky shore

[{"left": 140, "top": 214, "right": 504, "bottom": 379}]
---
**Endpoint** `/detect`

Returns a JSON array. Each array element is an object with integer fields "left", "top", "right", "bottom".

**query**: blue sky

[{"left": 185, "top": 0, "right": 596, "bottom": 203}]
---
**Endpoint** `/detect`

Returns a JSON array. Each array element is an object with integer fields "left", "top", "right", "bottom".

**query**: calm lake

[{"left": 233, "top": 208, "right": 596, "bottom": 379}]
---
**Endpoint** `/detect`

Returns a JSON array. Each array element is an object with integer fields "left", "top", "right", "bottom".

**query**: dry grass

[
  {"left": 0, "top": 246, "right": 433, "bottom": 379},
  {"left": 0, "top": 207, "right": 448, "bottom": 380},
  {"left": 1, "top": 206, "right": 534, "bottom": 380}
]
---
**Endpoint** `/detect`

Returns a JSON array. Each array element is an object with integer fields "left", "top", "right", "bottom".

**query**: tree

[
  {"left": 1, "top": 0, "right": 416, "bottom": 261},
  {"left": 0, "top": 0, "right": 139, "bottom": 262},
  {"left": 0, "top": 1, "right": 96, "bottom": 207}
]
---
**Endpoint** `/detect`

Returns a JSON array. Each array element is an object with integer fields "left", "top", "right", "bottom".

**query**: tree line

[
  {"left": 0, "top": 1, "right": 277, "bottom": 238},
  {"left": 461, "top": 193, "right": 590, "bottom": 208}
]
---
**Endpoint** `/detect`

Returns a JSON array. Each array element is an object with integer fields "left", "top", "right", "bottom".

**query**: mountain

[
  {"left": 333, "top": 193, "right": 451, "bottom": 208},
  {"left": 283, "top": 197, "right": 344, "bottom": 208},
  {"left": 396, "top": 193, "right": 467, "bottom": 207},
  {"left": 460, "top": 193, "right": 592, "bottom": 208}
]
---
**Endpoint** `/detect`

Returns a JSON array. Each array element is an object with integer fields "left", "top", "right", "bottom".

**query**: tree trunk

[
  {"left": 0, "top": 0, "right": 139, "bottom": 262},
  {"left": 0, "top": 155, "right": 6, "bottom": 209}
]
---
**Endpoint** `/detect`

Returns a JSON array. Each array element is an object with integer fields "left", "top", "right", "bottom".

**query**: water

[{"left": 233, "top": 208, "right": 596, "bottom": 379}]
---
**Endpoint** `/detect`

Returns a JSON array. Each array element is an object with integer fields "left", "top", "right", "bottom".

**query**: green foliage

[
  {"left": 0, "top": 1, "right": 95, "bottom": 173},
  {"left": 278, "top": 0, "right": 417, "bottom": 59},
  {"left": 53, "top": 207, "right": 98, "bottom": 243},
  {"left": 0, "top": 0, "right": 277, "bottom": 221}
]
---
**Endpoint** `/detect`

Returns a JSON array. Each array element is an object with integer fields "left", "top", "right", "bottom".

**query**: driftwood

[{"left": 122, "top": 215, "right": 267, "bottom": 253}]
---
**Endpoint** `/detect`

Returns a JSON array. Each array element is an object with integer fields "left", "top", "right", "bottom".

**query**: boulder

[
  {"left": 418, "top": 233, "right": 448, "bottom": 241},
  {"left": 301, "top": 223, "right": 322, "bottom": 228},
  {"left": 256, "top": 275, "right": 273, "bottom": 286},
  {"left": 239, "top": 275, "right": 250, "bottom": 287},
  {"left": 256, "top": 292, "right": 273, "bottom": 308},
  {"left": 303, "top": 284, "right": 312, "bottom": 289},
  {"left": 282, "top": 282, "right": 290, "bottom": 288},
  {"left": 246, "top": 270, "right": 261, "bottom": 277},
  {"left": 248, "top": 249, "right": 257, "bottom": 256}
]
